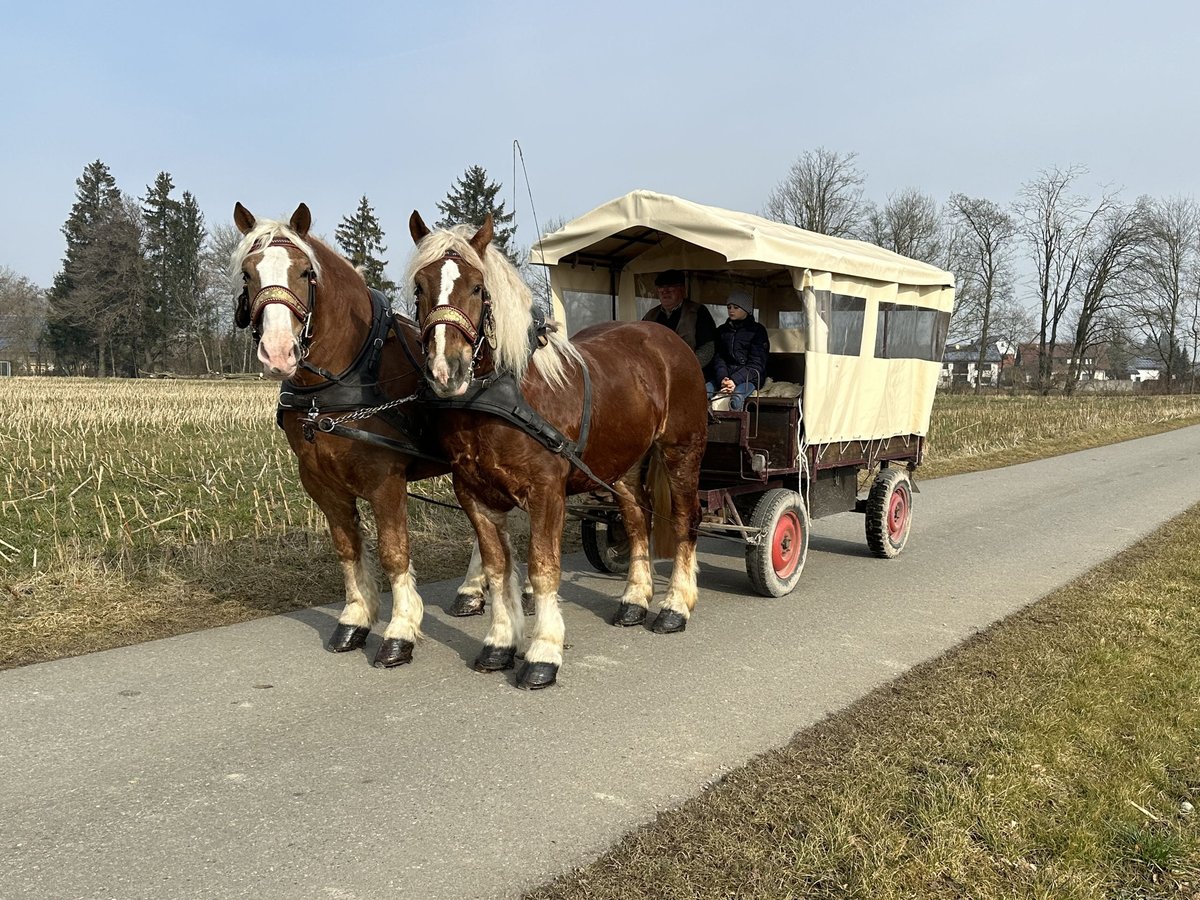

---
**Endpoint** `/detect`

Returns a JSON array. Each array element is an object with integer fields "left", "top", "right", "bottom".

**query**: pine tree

[
  {"left": 435, "top": 165, "right": 517, "bottom": 260},
  {"left": 46, "top": 160, "right": 121, "bottom": 373},
  {"left": 335, "top": 196, "right": 396, "bottom": 296},
  {"left": 139, "top": 175, "right": 208, "bottom": 371},
  {"left": 141, "top": 172, "right": 180, "bottom": 357},
  {"left": 63, "top": 196, "right": 149, "bottom": 376}
]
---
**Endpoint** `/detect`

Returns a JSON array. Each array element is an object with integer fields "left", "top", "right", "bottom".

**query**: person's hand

[{"left": 720, "top": 378, "right": 735, "bottom": 393}]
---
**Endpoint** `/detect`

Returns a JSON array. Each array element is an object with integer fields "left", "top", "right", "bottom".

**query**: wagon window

[
  {"left": 874, "top": 303, "right": 951, "bottom": 361},
  {"left": 813, "top": 291, "right": 865, "bottom": 356},
  {"left": 778, "top": 309, "right": 806, "bottom": 330},
  {"left": 563, "top": 291, "right": 616, "bottom": 336}
]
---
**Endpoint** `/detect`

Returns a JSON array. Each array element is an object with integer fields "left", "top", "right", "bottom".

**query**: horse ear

[
  {"left": 409, "top": 211, "right": 430, "bottom": 244},
  {"left": 289, "top": 204, "right": 312, "bottom": 238},
  {"left": 234, "top": 202, "right": 255, "bottom": 235},
  {"left": 469, "top": 214, "right": 494, "bottom": 257}
]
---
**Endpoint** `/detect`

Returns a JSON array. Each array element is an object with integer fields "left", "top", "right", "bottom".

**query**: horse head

[
  {"left": 232, "top": 202, "right": 320, "bottom": 379},
  {"left": 408, "top": 211, "right": 496, "bottom": 397}
]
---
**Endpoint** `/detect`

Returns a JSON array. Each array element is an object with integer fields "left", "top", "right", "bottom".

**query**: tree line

[
  {"left": 0, "top": 161, "right": 516, "bottom": 377},
  {"left": 2, "top": 153, "right": 1196, "bottom": 393},
  {"left": 764, "top": 148, "right": 1199, "bottom": 394}
]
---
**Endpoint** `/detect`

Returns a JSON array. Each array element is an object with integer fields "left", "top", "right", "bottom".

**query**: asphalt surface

[{"left": 3, "top": 426, "right": 1199, "bottom": 900}]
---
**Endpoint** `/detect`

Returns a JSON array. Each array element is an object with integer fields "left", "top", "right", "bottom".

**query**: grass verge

[{"left": 526, "top": 504, "right": 1200, "bottom": 899}]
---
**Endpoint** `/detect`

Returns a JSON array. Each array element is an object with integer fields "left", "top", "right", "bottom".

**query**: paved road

[{"left": 3, "top": 426, "right": 1199, "bottom": 900}]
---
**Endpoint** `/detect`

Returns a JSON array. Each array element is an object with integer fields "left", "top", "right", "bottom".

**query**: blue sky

[{"left": 4, "top": 0, "right": 1198, "bottom": 290}]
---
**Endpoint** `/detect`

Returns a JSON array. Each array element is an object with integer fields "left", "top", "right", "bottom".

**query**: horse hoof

[
  {"left": 474, "top": 644, "right": 516, "bottom": 672},
  {"left": 449, "top": 593, "right": 486, "bottom": 617},
  {"left": 611, "top": 602, "right": 647, "bottom": 627},
  {"left": 517, "top": 661, "right": 558, "bottom": 690},
  {"left": 651, "top": 609, "right": 687, "bottom": 634},
  {"left": 373, "top": 638, "right": 414, "bottom": 668},
  {"left": 326, "top": 624, "right": 370, "bottom": 653}
]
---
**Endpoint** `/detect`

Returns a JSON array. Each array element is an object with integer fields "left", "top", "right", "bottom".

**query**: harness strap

[
  {"left": 313, "top": 418, "right": 447, "bottom": 465},
  {"left": 426, "top": 362, "right": 611, "bottom": 491}
]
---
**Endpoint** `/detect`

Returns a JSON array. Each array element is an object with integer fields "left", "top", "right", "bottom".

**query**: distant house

[
  {"left": 1126, "top": 357, "right": 1162, "bottom": 383},
  {"left": 940, "top": 342, "right": 1003, "bottom": 387},
  {"left": 1013, "top": 343, "right": 1110, "bottom": 384}
]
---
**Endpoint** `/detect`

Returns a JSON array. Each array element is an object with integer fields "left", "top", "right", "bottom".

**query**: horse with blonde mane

[
  {"left": 407, "top": 211, "right": 708, "bottom": 689},
  {"left": 231, "top": 202, "right": 494, "bottom": 666}
]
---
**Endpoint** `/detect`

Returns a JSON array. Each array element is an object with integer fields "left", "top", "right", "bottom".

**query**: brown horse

[
  {"left": 406, "top": 212, "right": 709, "bottom": 689},
  {"left": 231, "top": 203, "right": 492, "bottom": 666}
]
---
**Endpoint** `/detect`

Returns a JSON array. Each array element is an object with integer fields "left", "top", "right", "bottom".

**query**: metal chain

[{"left": 303, "top": 391, "right": 421, "bottom": 428}]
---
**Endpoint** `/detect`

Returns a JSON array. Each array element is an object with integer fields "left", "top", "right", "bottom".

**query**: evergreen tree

[
  {"left": 46, "top": 160, "right": 121, "bottom": 372},
  {"left": 141, "top": 172, "right": 180, "bottom": 356},
  {"left": 435, "top": 165, "right": 517, "bottom": 260},
  {"left": 140, "top": 175, "right": 208, "bottom": 371},
  {"left": 335, "top": 196, "right": 396, "bottom": 296},
  {"left": 62, "top": 196, "right": 149, "bottom": 376}
]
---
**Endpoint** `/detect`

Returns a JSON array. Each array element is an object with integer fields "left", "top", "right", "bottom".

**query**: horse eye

[
  {"left": 242, "top": 271, "right": 250, "bottom": 281},
  {"left": 472, "top": 285, "right": 482, "bottom": 295}
]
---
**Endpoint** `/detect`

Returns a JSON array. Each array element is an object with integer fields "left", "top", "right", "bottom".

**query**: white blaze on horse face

[
  {"left": 255, "top": 246, "right": 302, "bottom": 378},
  {"left": 429, "top": 258, "right": 461, "bottom": 387}
]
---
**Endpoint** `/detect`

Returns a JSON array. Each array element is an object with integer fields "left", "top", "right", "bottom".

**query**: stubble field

[{"left": 2, "top": 378, "right": 1199, "bottom": 669}]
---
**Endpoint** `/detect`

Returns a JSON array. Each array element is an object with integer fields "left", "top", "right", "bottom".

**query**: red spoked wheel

[
  {"left": 746, "top": 489, "right": 810, "bottom": 597},
  {"left": 865, "top": 468, "right": 913, "bottom": 559}
]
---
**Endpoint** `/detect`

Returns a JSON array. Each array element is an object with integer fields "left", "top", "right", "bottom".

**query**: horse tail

[{"left": 647, "top": 446, "right": 676, "bottom": 559}]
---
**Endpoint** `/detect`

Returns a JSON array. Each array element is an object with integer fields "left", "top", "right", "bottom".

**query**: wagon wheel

[
  {"left": 581, "top": 517, "right": 631, "bottom": 575},
  {"left": 865, "top": 468, "right": 913, "bottom": 559},
  {"left": 746, "top": 488, "right": 810, "bottom": 597}
]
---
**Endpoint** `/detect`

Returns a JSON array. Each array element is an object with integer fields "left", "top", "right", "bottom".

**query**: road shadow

[{"left": 809, "top": 535, "right": 874, "bottom": 559}]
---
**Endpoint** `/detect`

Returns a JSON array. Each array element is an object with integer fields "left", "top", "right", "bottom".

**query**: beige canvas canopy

[{"left": 530, "top": 190, "right": 955, "bottom": 446}]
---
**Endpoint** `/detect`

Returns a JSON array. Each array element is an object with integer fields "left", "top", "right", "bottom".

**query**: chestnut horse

[
  {"left": 406, "top": 212, "right": 708, "bottom": 689},
  {"left": 231, "top": 203, "right": 492, "bottom": 666}
]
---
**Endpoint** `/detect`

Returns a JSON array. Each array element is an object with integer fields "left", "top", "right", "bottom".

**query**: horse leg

[
  {"left": 319, "top": 493, "right": 380, "bottom": 653},
  {"left": 610, "top": 465, "right": 655, "bottom": 627},
  {"left": 449, "top": 539, "right": 488, "bottom": 617},
  {"left": 370, "top": 480, "right": 424, "bottom": 668},
  {"left": 651, "top": 441, "right": 703, "bottom": 635},
  {"left": 517, "top": 490, "right": 567, "bottom": 689},
  {"left": 460, "top": 494, "right": 523, "bottom": 673}
]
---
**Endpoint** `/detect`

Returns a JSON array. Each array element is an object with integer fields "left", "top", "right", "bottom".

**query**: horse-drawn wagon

[{"left": 532, "top": 191, "right": 955, "bottom": 596}]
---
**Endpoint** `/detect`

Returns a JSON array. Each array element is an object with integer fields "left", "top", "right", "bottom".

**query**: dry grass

[
  {"left": 923, "top": 393, "right": 1200, "bottom": 478},
  {"left": 526, "top": 505, "right": 1200, "bottom": 899},
  {"left": 1, "top": 381, "right": 1198, "bottom": 671}
]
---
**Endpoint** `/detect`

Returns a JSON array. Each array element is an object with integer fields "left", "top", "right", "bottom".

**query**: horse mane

[{"left": 404, "top": 225, "right": 581, "bottom": 388}]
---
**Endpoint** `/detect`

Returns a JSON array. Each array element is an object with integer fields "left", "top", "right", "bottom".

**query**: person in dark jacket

[
  {"left": 642, "top": 269, "right": 717, "bottom": 369},
  {"left": 707, "top": 290, "right": 769, "bottom": 410}
]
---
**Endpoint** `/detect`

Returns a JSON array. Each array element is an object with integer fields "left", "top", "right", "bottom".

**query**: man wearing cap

[
  {"left": 707, "top": 290, "right": 770, "bottom": 411},
  {"left": 642, "top": 270, "right": 717, "bottom": 369}
]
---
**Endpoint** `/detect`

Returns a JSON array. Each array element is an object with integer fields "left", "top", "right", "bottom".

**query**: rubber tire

[
  {"left": 865, "top": 468, "right": 913, "bottom": 559},
  {"left": 581, "top": 517, "right": 631, "bottom": 575},
  {"left": 745, "top": 488, "right": 810, "bottom": 597}
]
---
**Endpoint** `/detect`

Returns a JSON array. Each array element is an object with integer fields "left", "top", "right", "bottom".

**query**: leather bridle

[
  {"left": 416, "top": 250, "right": 497, "bottom": 374},
  {"left": 235, "top": 237, "right": 317, "bottom": 348}
]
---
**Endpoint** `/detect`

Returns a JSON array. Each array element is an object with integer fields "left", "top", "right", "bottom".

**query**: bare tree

[
  {"left": 988, "top": 297, "right": 1035, "bottom": 390},
  {"left": 203, "top": 222, "right": 252, "bottom": 374},
  {"left": 863, "top": 188, "right": 947, "bottom": 266},
  {"left": 1063, "top": 199, "right": 1146, "bottom": 393},
  {"left": 947, "top": 194, "right": 1016, "bottom": 393},
  {"left": 1127, "top": 196, "right": 1199, "bottom": 393},
  {"left": 1015, "top": 167, "right": 1117, "bottom": 394},
  {"left": 0, "top": 268, "right": 46, "bottom": 372},
  {"left": 763, "top": 148, "right": 865, "bottom": 238}
]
